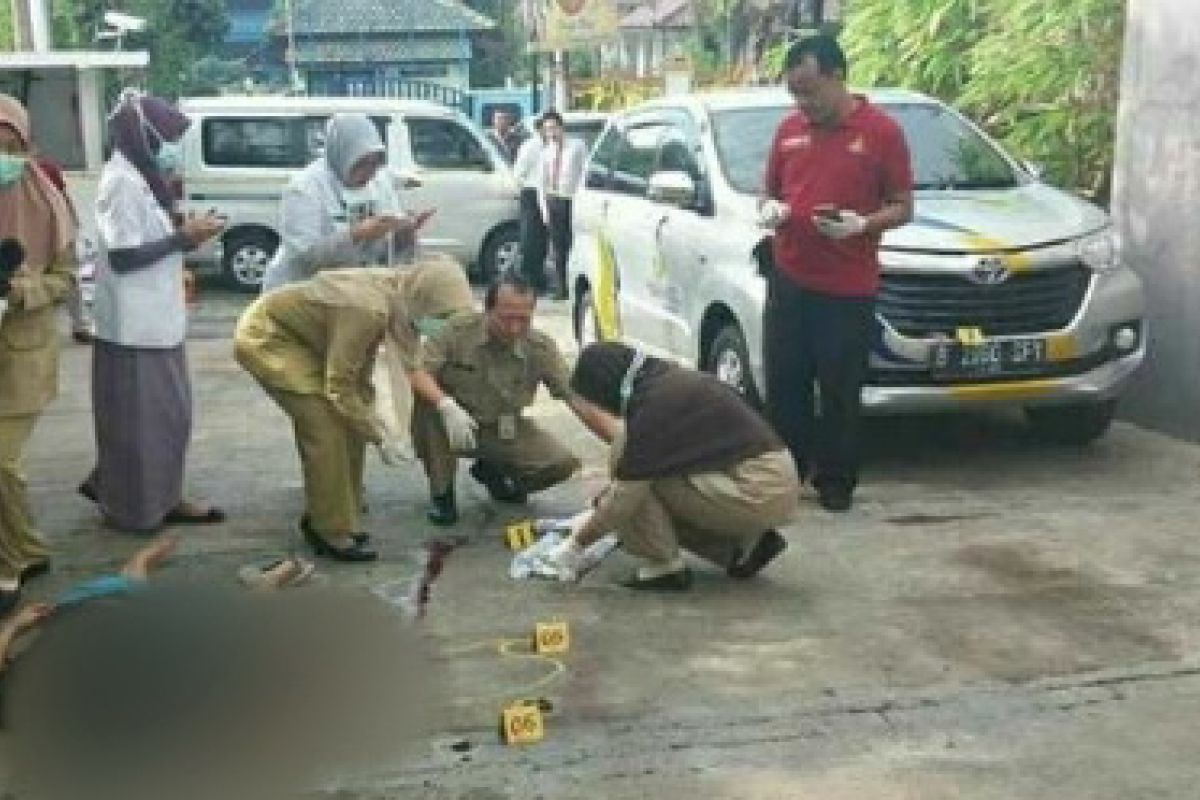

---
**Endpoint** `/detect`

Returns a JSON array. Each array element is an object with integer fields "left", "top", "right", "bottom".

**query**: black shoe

[
  {"left": 300, "top": 517, "right": 377, "bottom": 562},
  {"left": 818, "top": 488, "right": 853, "bottom": 512},
  {"left": 620, "top": 567, "right": 693, "bottom": 591},
  {"left": 20, "top": 559, "right": 51, "bottom": 582},
  {"left": 427, "top": 489, "right": 459, "bottom": 526},
  {"left": 728, "top": 530, "right": 787, "bottom": 579},
  {"left": 303, "top": 514, "right": 369, "bottom": 545},
  {"left": 469, "top": 460, "right": 527, "bottom": 504}
]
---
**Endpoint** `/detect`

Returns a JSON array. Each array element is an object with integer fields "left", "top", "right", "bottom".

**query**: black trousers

[
  {"left": 546, "top": 195, "right": 573, "bottom": 294},
  {"left": 519, "top": 188, "right": 548, "bottom": 288},
  {"left": 764, "top": 275, "right": 875, "bottom": 495}
]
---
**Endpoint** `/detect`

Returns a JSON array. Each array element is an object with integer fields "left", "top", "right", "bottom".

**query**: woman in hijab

[
  {"left": 261, "top": 113, "right": 429, "bottom": 293},
  {"left": 547, "top": 342, "right": 800, "bottom": 590},
  {"left": 0, "top": 95, "right": 79, "bottom": 611},
  {"left": 80, "top": 90, "right": 227, "bottom": 533},
  {"left": 234, "top": 256, "right": 474, "bottom": 562}
]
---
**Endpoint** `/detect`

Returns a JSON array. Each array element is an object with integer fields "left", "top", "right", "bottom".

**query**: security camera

[{"left": 103, "top": 11, "right": 147, "bottom": 33}]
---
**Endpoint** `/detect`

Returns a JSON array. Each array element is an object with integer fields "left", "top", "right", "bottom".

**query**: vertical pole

[{"left": 78, "top": 68, "right": 105, "bottom": 172}]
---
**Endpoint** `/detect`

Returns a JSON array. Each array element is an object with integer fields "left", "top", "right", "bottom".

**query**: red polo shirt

[{"left": 765, "top": 97, "right": 912, "bottom": 298}]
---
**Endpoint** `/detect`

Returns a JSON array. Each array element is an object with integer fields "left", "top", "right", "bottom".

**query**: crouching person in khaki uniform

[
  {"left": 411, "top": 272, "right": 611, "bottom": 525},
  {"left": 544, "top": 342, "right": 800, "bottom": 591},
  {"left": 234, "top": 259, "right": 473, "bottom": 561}
]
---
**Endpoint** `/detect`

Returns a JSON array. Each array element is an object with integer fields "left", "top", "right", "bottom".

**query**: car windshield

[
  {"left": 566, "top": 120, "right": 607, "bottom": 152},
  {"left": 712, "top": 101, "right": 1020, "bottom": 194}
]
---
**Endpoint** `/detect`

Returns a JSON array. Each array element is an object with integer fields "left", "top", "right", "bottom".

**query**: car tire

[
  {"left": 705, "top": 323, "right": 762, "bottom": 408},
  {"left": 1025, "top": 399, "right": 1117, "bottom": 446},
  {"left": 479, "top": 224, "right": 521, "bottom": 283},
  {"left": 222, "top": 230, "right": 276, "bottom": 292}
]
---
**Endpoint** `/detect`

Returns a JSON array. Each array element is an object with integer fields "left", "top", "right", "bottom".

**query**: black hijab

[{"left": 571, "top": 343, "right": 783, "bottom": 481}]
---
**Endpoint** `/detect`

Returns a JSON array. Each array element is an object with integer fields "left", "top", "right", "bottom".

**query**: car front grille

[{"left": 878, "top": 264, "right": 1092, "bottom": 337}]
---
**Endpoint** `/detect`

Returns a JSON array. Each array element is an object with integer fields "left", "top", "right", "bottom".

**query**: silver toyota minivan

[{"left": 569, "top": 88, "right": 1145, "bottom": 444}]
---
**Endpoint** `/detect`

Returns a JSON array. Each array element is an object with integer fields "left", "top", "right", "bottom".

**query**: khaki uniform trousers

[
  {"left": 265, "top": 388, "right": 366, "bottom": 538},
  {"left": 0, "top": 414, "right": 52, "bottom": 581},
  {"left": 597, "top": 448, "right": 799, "bottom": 569},
  {"left": 411, "top": 399, "right": 580, "bottom": 496}
]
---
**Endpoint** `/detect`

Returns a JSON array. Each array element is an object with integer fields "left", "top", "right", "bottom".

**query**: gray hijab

[{"left": 323, "top": 113, "right": 384, "bottom": 185}]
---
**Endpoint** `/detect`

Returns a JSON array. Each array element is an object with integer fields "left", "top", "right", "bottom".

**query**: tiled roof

[
  {"left": 294, "top": 35, "right": 470, "bottom": 65},
  {"left": 293, "top": 0, "right": 495, "bottom": 35}
]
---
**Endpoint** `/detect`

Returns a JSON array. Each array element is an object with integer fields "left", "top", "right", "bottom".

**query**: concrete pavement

[{"left": 12, "top": 287, "right": 1200, "bottom": 799}]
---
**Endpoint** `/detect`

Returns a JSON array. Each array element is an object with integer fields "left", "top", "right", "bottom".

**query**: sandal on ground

[{"left": 238, "top": 557, "right": 317, "bottom": 590}]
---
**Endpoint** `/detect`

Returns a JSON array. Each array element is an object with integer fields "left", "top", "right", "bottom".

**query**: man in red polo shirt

[{"left": 761, "top": 35, "right": 913, "bottom": 512}]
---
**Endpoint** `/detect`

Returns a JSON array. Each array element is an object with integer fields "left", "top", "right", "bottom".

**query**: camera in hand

[{"left": 0, "top": 238, "right": 25, "bottom": 277}]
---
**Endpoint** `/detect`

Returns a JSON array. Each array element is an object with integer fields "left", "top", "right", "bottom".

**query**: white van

[
  {"left": 569, "top": 88, "right": 1146, "bottom": 445},
  {"left": 177, "top": 95, "right": 522, "bottom": 290}
]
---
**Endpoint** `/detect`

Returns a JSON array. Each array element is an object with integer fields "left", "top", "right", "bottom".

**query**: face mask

[
  {"left": 155, "top": 141, "right": 183, "bottom": 174},
  {"left": 414, "top": 316, "right": 449, "bottom": 338},
  {"left": 0, "top": 154, "right": 27, "bottom": 187},
  {"left": 140, "top": 114, "right": 183, "bottom": 175}
]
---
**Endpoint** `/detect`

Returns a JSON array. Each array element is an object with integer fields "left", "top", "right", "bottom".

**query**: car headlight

[{"left": 1076, "top": 226, "right": 1121, "bottom": 272}]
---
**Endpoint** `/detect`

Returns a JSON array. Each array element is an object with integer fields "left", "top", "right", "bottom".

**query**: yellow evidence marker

[
  {"left": 504, "top": 520, "right": 537, "bottom": 550},
  {"left": 533, "top": 621, "right": 570, "bottom": 655},
  {"left": 500, "top": 702, "right": 545, "bottom": 745}
]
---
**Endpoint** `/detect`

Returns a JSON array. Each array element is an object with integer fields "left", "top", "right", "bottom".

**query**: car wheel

[
  {"left": 1025, "top": 399, "right": 1117, "bottom": 446},
  {"left": 480, "top": 224, "right": 521, "bottom": 283},
  {"left": 706, "top": 324, "right": 762, "bottom": 408},
  {"left": 574, "top": 286, "right": 601, "bottom": 347},
  {"left": 222, "top": 230, "right": 276, "bottom": 292}
]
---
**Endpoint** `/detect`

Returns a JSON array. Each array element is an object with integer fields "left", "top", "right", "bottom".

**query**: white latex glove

[
  {"left": 376, "top": 435, "right": 414, "bottom": 467},
  {"left": 757, "top": 199, "right": 791, "bottom": 229},
  {"left": 437, "top": 396, "right": 478, "bottom": 452},
  {"left": 813, "top": 209, "right": 869, "bottom": 240},
  {"left": 543, "top": 537, "right": 586, "bottom": 583}
]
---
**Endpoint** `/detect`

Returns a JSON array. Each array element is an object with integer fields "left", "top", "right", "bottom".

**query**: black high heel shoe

[{"left": 300, "top": 517, "right": 377, "bottom": 563}]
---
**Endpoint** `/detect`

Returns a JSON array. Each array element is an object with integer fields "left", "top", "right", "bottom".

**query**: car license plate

[{"left": 930, "top": 338, "right": 1046, "bottom": 378}]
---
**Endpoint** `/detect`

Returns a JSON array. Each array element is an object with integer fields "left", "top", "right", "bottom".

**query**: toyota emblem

[{"left": 969, "top": 256, "right": 1010, "bottom": 285}]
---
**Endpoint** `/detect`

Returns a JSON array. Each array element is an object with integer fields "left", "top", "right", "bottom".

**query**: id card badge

[{"left": 498, "top": 413, "right": 517, "bottom": 441}]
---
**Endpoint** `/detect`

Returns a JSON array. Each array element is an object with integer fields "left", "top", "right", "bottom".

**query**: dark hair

[
  {"left": 540, "top": 109, "right": 564, "bottom": 127},
  {"left": 485, "top": 270, "right": 537, "bottom": 309},
  {"left": 784, "top": 34, "right": 847, "bottom": 78}
]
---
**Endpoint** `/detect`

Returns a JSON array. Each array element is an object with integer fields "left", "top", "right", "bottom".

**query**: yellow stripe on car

[
  {"left": 594, "top": 234, "right": 621, "bottom": 340},
  {"left": 947, "top": 378, "right": 1057, "bottom": 401}
]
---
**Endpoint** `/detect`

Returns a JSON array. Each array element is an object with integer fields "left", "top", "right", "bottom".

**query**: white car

[
  {"left": 177, "top": 95, "right": 522, "bottom": 290},
  {"left": 568, "top": 88, "right": 1145, "bottom": 444}
]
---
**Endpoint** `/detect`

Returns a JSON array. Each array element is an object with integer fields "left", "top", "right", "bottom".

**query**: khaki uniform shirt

[
  {"left": 0, "top": 253, "right": 76, "bottom": 417},
  {"left": 422, "top": 313, "right": 571, "bottom": 425},
  {"left": 235, "top": 285, "right": 386, "bottom": 442}
]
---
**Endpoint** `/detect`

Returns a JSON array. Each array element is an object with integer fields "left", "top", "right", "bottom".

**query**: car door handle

[{"left": 655, "top": 215, "right": 669, "bottom": 241}]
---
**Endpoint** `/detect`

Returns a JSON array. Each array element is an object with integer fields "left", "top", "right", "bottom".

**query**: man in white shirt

[
  {"left": 536, "top": 110, "right": 588, "bottom": 301},
  {"left": 512, "top": 116, "right": 548, "bottom": 292}
]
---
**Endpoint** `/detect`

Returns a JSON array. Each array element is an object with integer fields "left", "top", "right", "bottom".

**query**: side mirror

[
  {"left": 1023, "top": 161, "right": 1044, "bottom": 181},
  {"left": 647, "top": 170, "right": 697, "bottom": 209},
  {"left": 392, "top": 168, "right": 423, "bottom": 190}
]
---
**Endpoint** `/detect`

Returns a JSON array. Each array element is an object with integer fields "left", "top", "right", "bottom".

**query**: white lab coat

[{"left": 92, "top": 151, "right": 187, "bottom": 348}]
